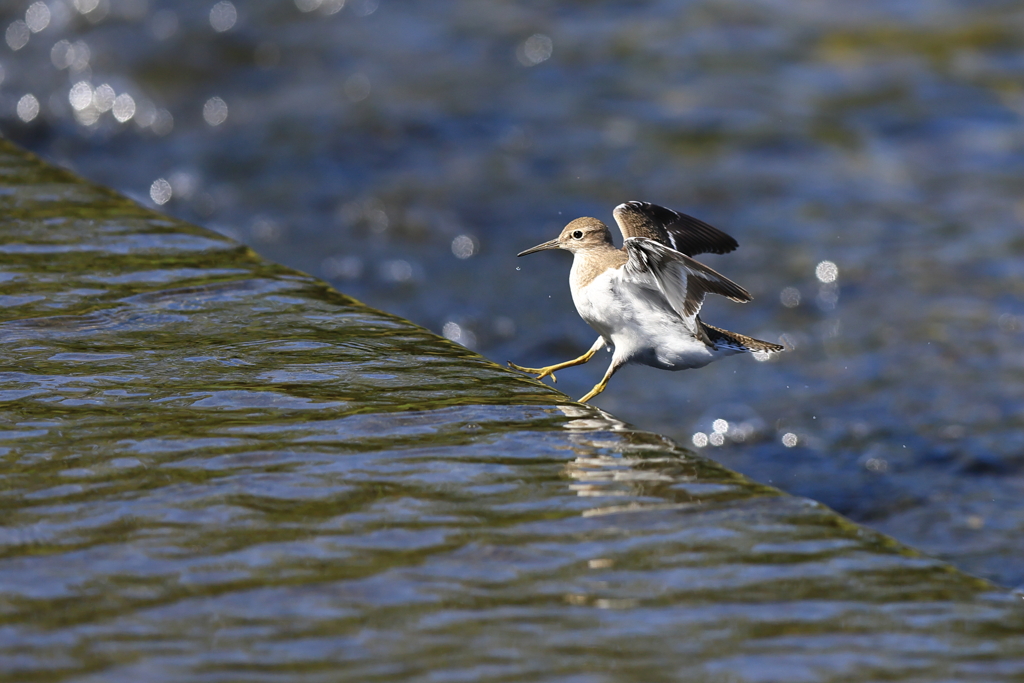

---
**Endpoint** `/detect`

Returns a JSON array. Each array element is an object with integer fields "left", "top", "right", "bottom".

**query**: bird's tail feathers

[{"left": 700, "top": 322, "right": 784, "bottom": 353}]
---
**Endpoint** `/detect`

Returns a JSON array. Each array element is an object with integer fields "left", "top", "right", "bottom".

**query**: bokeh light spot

[
  {"left": 168, "top": 171, "right": 198, "bottom": 200},
  {"left": 816, "top": 282, "right": 839, "bottom": 310},
  {"left": 6, "top": 20, "right": 31, "bottom": 51},
  {"left": 249, "top": 217, "right": 282, "bottom": 243},
  {"left": 865, "top": 458, "right": 888, "bottom": 473},
  {"left": 203, "top": 97, "right": 228, "bottom": 126},
  {"left": 493, "top": 316, "right": 516, "bottom": 338},
  {"left": 51, "top": 40, "right": 70, "bottom": 68},
  {"left": 92, "top": 83, "right": 115, "bottom": 112},
  {"left": 451, "top": 235, "right": 476, "bottom": 259},
  {"left": 73, "top": 0, "right": 101, "bottom": 14},
  {"left": 442, "top": 321, "right": 460, "bottom": 339},
  {"left": 780, "top": 286, "right": 801, "bottom": 307},
  {"left": 712, "top": 419, "right": 729, "bottom": 434},
  {"left": 209, "top": 1, "right": 237, "bottom": 32},
  {"left": 53, "top": 40, "right": 91, "bottom": 71},
  {"left": 442, "top": 321, "right": 476, "bottom": 349},
  {"left": 815, "top": 260, "right": 838, "bottom": 283},
  {"left": 998, "top": 313, "right": 1021, "bottom": 333},
  {"left": 344, "top": 74, "right": 370, "bottom": 102},
  {"left": 149, "top": 10, "right": 178, "bottom": 40},
  {"left": 381, "top": 259, "right": 412, "bottom": 283},
  {"left": 26, "top": 2, "right": 51, "bottom": 33},
  {"left": 151, "top": 109, "right": 174, "bottom": 135},
  {"left": 603, "top": 118, "right": 637, "bottom": 147},
  {"left": 517, "top": 33, "right": 553, "bottom": 66},
  {"left": 112, "top": 93, "right": 135, "bottom": 122},
  {"left": 781, "top": 432, "right": 798, "bottom": 447},
  {"left": 16, "top": 94, "right": 39, "bottom": 122},
  {"left": 150, "top": 178, "right": 172, "bottom": 205},
  {"left": 692, "top": 432, "right": 708, "bottom": 448},
  {"left": 321, "top": 0, "right": 345, "bottom": 14},
  {"left": 69, "top": 81, "right": 93, "bottom": 111},
  {"left": 69, "top": 41, "right": 90, "bottom": 70},
  {"left": 321, "top": 255, "right": 363, "bottom": 280},
  {"left": 74, "top": 107, "right": 100, "bottom": 126},
  {"left": 350, "top": 0, "right": 378, "bottom": 17}
]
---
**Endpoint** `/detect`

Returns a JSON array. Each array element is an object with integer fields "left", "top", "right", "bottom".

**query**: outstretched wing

[
  {"left": 612, "top": 201, "right": 739, "bottom": 256},
  {"left": 623, "top": 237, "right": 751, "bottom": 319}
]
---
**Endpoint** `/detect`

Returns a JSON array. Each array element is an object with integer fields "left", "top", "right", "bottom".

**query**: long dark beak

[{"left": 517, "top": 238, "right": 561, "bottom": 257}]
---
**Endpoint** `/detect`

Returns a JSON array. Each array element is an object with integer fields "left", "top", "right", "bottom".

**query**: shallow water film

[
  {"left": 3, "top": 0, "right": 1023, "bottom": 588},
  {"left": 1, "top": 138, "right": 1023, "bottom": 682}
]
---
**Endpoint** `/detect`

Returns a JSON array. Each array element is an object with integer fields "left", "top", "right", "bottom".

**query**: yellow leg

[
  {"left": 508, "top": 349, "right": 596, "bottom": 384},
  {"left": 508, "top": 337, "right": 604, "bottom": 384},
  {"left": 578, "top": 358, "right": 623, "bottom": 404}
]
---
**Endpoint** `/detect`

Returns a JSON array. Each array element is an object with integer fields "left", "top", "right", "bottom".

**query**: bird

[{"left": 509, "top": 201, "right": 783, "bottom": 403}]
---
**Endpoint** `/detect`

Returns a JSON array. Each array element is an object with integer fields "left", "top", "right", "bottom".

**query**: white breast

[{"left": 569, "top": 261, "right": 718, "bottom": 370}]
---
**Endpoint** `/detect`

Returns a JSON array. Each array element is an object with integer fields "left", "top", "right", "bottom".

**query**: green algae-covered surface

[{"left": 1, "top": 139, "right": 1022, "bottom": 682}]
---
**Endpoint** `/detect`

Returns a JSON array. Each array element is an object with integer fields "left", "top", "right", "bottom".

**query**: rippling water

[
  {"left": 1, "top": 1, "right": 1022, "bottom": 587},
  {"left": 2, "top": 139, "right": 1024, "bottom": 682}
]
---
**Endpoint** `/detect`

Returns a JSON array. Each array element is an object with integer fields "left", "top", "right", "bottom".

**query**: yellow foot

[
  {"left": 507, "top": 361, "right": 559, "bottom": 383},
  {"left": 578, "top": 374, "right": 613, "bottom": 403},
  {"left": 508, "top": 346, "right": 600, "bottom": 387}
]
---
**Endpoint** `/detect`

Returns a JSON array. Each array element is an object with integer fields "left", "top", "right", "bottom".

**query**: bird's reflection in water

[
  {"left": 557, "top": 403, "right": 631, "bottom": 433},
  {"left": 554, "top": 404, "right": 744, "bottom": 517},
  {"left": 554, "top": 405, "right": 719, "bottom": 611}
]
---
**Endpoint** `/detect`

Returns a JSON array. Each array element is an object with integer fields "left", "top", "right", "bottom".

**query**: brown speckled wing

[{"left": 613, "top": 201, "right": 739, "bottom": 256}]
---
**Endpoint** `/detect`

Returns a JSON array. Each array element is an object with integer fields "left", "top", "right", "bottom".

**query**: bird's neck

[{"left": 570, "top": 244, "right": 628, "bottom": 290}]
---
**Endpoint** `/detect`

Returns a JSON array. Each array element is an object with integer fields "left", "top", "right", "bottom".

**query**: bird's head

[{"left": 518, "top": 217, "right": 613, "bottom": 257}]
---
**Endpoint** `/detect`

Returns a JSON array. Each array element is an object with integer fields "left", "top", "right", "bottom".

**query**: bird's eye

[{"left": 572, "top": 230, "right": 583, "bottom": 239}]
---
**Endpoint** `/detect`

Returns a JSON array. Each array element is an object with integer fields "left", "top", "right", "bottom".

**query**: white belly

[{"left": 570, "top": 266, "right": 722, "bottom": 370}]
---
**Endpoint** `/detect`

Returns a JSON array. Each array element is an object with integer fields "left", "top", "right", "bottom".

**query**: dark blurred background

[{"left": 1, "top": 0, "right": 1022, "bottom": 586}]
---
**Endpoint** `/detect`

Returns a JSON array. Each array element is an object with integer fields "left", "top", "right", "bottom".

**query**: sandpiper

[{"left": 509, "top": 201, "right": 783, "bottom": 403}]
